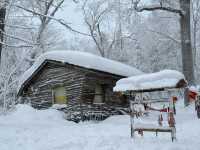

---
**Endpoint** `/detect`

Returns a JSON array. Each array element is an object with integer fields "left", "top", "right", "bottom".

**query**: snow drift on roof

[
  {"left": 113, "top": 70, "right": 186, "bottom": 92},
  {"left": 18, "top": 50, "right": 142, "bottom": 93}
]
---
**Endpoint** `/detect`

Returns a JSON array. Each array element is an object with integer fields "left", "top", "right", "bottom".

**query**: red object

[
  {"left": 172, "top": 96, "right": 178, "bottom": 103},
  {"left": 146, "top": 105, "right": 168, "bottom": 112},
  {"left": 160, "top": 108, "right": 168, "bottom": 112},
  {"left": 189, "top": 90, "right": 198, "bottom": 102},
  {"left": 168, "top": 112, "right": 175, "bottom": 127}
]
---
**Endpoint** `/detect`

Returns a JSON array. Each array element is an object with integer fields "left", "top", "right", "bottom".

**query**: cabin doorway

[
  {"left": 53, "top": 86, "right": 67, "bottom": 104},
  {"left": 93, "top": 84, "right": 105, "bottom": 104}
]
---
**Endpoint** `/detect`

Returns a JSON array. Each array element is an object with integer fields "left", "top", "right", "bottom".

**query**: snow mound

[
  {"left": 18, "top": 50, "right": 142, "bottom": 93},
  {"left": 3, "top": 104, "right": 66, "bottom": 124},
  {"left": 114, "top": 70, "right": 186, "bottom": 92},
  {"left": 0, "top": 103, "right": 200, "bottom": 150}
]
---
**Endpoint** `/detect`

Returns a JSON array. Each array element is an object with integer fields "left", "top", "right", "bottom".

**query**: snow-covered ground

[{"left": 0, "top": 102, "right": 199, "bottom": 150}]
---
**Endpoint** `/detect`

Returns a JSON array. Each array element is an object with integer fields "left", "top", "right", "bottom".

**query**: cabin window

[
  {"left": 53, "top": 86, "right": 67, "bottom": 104},
  {"left": 93, "top": 84, "right": 105, "bottom": 104}
]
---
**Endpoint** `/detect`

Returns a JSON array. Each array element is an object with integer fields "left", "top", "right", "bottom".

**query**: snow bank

[
  {"left": 114, "top": 70, "right": 186, "bottom": 92},
  {"left": 0, "top": 103, "right": 200, "bottom": 150},
  {"left": 3, "top": 104, "right": 67, "bottom": 124},
  {"left": 18, "top": 50, "right": 142, "bottom": 93}
]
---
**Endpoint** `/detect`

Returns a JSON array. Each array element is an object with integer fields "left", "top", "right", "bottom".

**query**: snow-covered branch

[
  {"left": 1, "top": 23, "right": 37, "bottom": 30},
  {"left": 133, "top": 0, "right": 184, "bottom": 16},
  {"left": 0, "top": 41, "right": 34, "bottom": 48},
  {"left": 0, "top": 29, "right": 36, "bottom": 44},
  {"left": 147, "top": 28, "right": 181, "bottom": 45},
  {"left": 11, "top": 3, "right": 90, "bottom": 36},
  {"left": 82, "top": 0, "right": 117, "bottom": 57}
]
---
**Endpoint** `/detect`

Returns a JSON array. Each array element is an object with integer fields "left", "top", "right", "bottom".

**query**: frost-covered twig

[
  {"left": 0, "top": 41, "right": 34, "bottom": 48},
  {"left": 146, "top": 28, "right": 181, "bottom": 45},
  {"left": 0, "top": 29, "right": 36, "bottom": 44},
  {"left": 11, "top": 3, "right": 90, "bottom": 36},
  {"left": 0, "top": 50, "right": 28, "bottom": 112},
  {"left": 0, "top": 23, "right": 37, "bottom": 30}
]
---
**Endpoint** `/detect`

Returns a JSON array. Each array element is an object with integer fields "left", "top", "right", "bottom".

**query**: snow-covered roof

[
  {"left": 114, "top": 70, "right": 187, "bottom": 92},
  {"left": 18, "top": 50, "right": 142, "bottom": 94}
]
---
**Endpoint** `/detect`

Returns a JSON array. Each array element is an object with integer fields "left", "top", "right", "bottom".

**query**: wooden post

[
  {"left": 179, "top": 0, "right": 195, "bottom": 85},
  {"left": 171, "top": 127, "right": 176, "bottom": 142},
  {"left": 129, "top": 92, "right": 136, "bottom": 138},
  {"left": 184, "top": 87, "right": 190, "bottom": 106}
]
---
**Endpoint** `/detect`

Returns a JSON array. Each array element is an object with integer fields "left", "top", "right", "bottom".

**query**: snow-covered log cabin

[{"left": 17, "top": 50, "right": 142, "bottom": 122}]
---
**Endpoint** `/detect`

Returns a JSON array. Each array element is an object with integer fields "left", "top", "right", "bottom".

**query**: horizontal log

[{"left": 133, "top": 127, "right": 173, "bottom": 132}]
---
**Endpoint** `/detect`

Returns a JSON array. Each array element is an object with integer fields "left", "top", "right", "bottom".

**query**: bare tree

[
  {"left": 82, "top": 0, "right": 116, "bottom": 57},
  {"left": 27, "top": 0, "right": 65, "bottom": 62},
  {"left": 192, "top": 0, "right": 200, "bottom": 67},
  {"left": 0, "top": 1, "right": 6, "bottom": 63},
  {"left": 133, "top": 0, "right": 195, "bottom": 86}
]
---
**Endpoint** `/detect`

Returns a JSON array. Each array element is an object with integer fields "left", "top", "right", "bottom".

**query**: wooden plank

[
  {"left": 134, "top": 128, "right": 172, "bottom": 132},
  {"left": 130, "top": 99, "right": 170, "bottom": 104}
]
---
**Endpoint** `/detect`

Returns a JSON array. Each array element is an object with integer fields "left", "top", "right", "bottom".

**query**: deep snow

[{"left": 0, "top": 102, "right": 199, "bottom": 150}]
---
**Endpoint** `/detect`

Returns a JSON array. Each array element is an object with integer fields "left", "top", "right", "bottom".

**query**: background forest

[{"left": 0, "top": 0, "right": 200, "bottom": 110}]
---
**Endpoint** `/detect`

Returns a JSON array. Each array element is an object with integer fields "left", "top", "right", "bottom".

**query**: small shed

[
  {"left": 114, "top": 70, "right": 187, "bottom": 141},
  {"left": 18, "top": 50, "right": 142, "bottom": 122}
]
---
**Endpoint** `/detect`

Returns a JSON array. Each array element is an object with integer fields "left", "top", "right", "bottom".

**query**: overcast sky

[
  {"left": 53, "top": 0, "right": 150, "bottom": 44},
  {"left": 54, "top": 1, "right": 87, "bottom": 39}
]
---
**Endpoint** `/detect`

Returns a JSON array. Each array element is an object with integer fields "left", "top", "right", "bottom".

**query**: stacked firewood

[{"left": 61, "top": 104, "right": 128, "bottom": 122}]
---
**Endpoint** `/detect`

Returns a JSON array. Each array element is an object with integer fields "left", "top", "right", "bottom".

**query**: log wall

[
  {"left": 82, "top": 72, "right": 128, "bottom": 107},
  {"left": 22, "top": 61, "right": 86, "bottom": 108},
  {"left": 20, "top": 61, "right": 129, "bottom": 121}
]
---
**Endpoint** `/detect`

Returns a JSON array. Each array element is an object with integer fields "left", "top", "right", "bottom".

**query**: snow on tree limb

[
  {"left": 10, "top": 3, "right": 90, "bottom": 36},
  {"left": 0, "top": 29, "right": 36, "bottom": 44},
  {"left": 133, "top": 0, "right": 184, "bottom": 16},
  {"left": 0, "top": 41, "right": 34, "bottom": 48},
  {"left": 146, "top": 28, "right": 181, "bottom": 45},
  {"left": 1, "top": 23, "right": 37, "bottom": 30}
]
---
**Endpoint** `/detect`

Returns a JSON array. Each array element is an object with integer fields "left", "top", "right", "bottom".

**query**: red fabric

[
  {"left": 172, "top": 96, "right": 178, "bottom": 103},
  {"left": 147, "top": 106, "right": 168, "bottom": 112},
  {"left": 189, "top": 90, "right": 198, "bottom": 102},
  {"left": 160, "top": 108, "right": 168, "bottom": 112},
  {"left": 168, "top": 112, "right": 175, "bottom": 127}
]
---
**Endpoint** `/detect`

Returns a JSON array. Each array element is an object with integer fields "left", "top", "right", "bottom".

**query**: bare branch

[
  {"left": 0, "top": 29, "right": 36, "bottom": 44},
  {"left": 146, "top": 28, "right": 181, "bottom": 45},
  {"left": 0, "top": 23, "right": 36, "bottom": 30},
  {"left": 11, "top": 3, "right": 90, "bottom": 36},
  {"left": 47, "top": 0, "right": 65, "bottom": 24},
  {"left": 0, "top": 41, "right": 34, "bottom": 48}
]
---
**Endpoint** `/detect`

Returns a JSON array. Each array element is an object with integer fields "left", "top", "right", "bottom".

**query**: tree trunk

[
  {"left": 184, "top": 87, "right": 189, "bottom": 106},
  {"left": 180, "top": 0, "right": 194, "bottom": 106},
  {"left": 180, "top": 0, "right": 195, "bottom": 85},
  {"left": 0, "top": 7, "right": 6, "bottom": 64}
]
